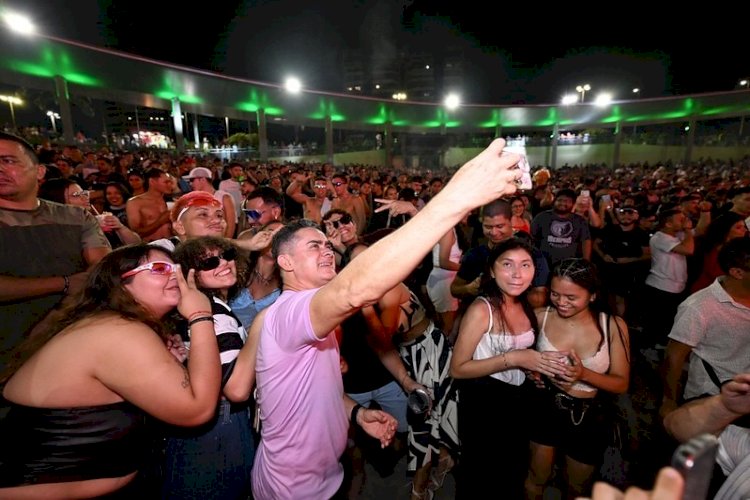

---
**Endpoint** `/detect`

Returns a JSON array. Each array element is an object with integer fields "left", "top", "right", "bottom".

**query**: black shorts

[{"left": 528, "top": 384, "right": 610, "bottom": 465}]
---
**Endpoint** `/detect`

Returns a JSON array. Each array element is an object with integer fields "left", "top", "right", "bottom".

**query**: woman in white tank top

[
  {"left": 450, "top": 238, "right": 569, "bottom": 499},
  {"left": 525, "top": 258, "right": 630, "bottom": 500}
]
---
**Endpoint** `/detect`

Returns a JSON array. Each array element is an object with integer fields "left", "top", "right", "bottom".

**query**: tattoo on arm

[{"left": 179, "top": 364, "right": 190, "bottom": 389}]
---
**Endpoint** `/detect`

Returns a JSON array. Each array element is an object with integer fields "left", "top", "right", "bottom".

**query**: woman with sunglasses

[
  {"left": 166, "top": 237, "right": 254, "bottom": 499},
  {"left": 322, "top": 209, "right": 368, "bottom": 268},
  {"left": 39, "top": 177, "right": 141, "bottom": 248},
  {"left": 0, "top": 244, "right": 221, "bottom": 498}
]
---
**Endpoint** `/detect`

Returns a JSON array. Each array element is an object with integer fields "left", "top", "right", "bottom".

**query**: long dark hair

[
  {"left": 551, "top": 258, "right": 629, "bottom": 363},
  {"left": 479, "top": 237, "right": 539, "bottom": 336},
  {"left": 38, "top": 177, "right": 78, "bottom": 205},
  {"left": 700, "top": 212, "right": 745, "bottom": 254},
  {"left": 1, "top": 244, "right": 175, "bottom": 383}
]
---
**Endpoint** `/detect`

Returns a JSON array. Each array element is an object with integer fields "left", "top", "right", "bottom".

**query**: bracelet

[
  {"left": 501, "top": 352, "right": 509, "bottom": 370},
  {"left": 62, "top": 275, "right": 70, "bottom": 295},
  {"left": 188, "top": 310, "right": 212, "bottom": 321},
  {"left": 188, "top": 316, "right": 213, "bottom": 327},
  {"left": 350, "top": 404, "right": 364, "bottom": 427}
]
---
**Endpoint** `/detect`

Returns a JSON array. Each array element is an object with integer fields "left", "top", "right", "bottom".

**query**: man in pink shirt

[{"left": 251, "top": 139, "right": 525, "bottom": 499}]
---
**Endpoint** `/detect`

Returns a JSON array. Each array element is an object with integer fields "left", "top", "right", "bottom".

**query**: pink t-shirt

[{"left": 251, "top": 288, "right": 348, "bottom": 500}]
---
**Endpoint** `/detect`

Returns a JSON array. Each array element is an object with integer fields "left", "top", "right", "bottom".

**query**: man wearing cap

[
  {"left": 126, "top": 167, "right": 174, "bottom": 242},
  {"left": 150, "top": 191, "right": 274, "bottom": 254},
  {"left": 0, "top": 132, "right": 110, "bottom": 397},
  {"left": 184, "top": 166, "right": 237, "bottom": 238}
]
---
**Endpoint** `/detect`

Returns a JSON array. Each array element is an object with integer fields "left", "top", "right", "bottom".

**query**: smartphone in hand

[{"left": 671, "top": 433, "right": 719, "bottom": 500}]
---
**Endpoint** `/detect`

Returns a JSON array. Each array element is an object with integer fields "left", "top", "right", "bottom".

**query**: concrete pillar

[
  {"left": 54, "top": 76, "right": 74, "bottom": 144},
  {"left": 257, "top": 108, "right": 268, "bottom": 161},
  {"left": 171, "top": 98, "right": 185, "bottom": 152}
]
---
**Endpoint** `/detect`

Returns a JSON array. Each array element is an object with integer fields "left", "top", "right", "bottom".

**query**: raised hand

[
  {"left": 175, "top": 266, "right": 211, "bottom": 320},
  {"left": 373, "top": 199, "right": 418, "bottom": 217},
  {"left": 440, "top": 138, "right": 522, "bottom": 208}
]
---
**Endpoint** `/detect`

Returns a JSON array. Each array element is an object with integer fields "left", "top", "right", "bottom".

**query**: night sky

[{"left": 4, "top": 0, "right": 749, "bottom": 105}]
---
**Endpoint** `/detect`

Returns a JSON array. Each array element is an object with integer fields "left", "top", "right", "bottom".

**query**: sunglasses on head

[
  {"left": 196, "top": 248, "right": 238, "bottom": 271},
  {"left": 325, "top": 213, "right": 352, "bottom": 229},
  {"left": 122, "top": 261, "right": 175, "bottom": 279},
  {"left": 243, "top": 209, "right": 265, "bottom": 221}
]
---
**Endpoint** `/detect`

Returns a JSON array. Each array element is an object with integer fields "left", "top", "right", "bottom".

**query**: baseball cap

[
  {"left": 171, "top": 191, "right": 221, "bottom": 221},
  {"left": 182, "top": 167, "right": 213, "bottom": 180}
]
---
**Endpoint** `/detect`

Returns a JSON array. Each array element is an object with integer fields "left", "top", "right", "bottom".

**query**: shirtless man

[
  {"left": 285, "top": 173, "right": 332, "bottom": 223},
  {"left": 331, "top": 173, "right": 367, "bottom": 235},
  {"left": 126, "top": 167, "right": 173, "bottom": 242}
]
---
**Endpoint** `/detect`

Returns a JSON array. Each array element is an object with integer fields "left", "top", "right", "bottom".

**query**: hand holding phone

[{"left": 671, "top": 433, "right": 718, "bottom": 500}]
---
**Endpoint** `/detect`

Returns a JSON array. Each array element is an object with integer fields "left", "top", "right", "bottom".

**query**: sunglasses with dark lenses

[
  {"left": 326, "top": 213, "right": 352, "bottom": 229},
  {"left": 122, "top": 261, "right": 175, "bottom": 279},
  {"left": 243, "top": 209, "right": 265, "bottom": 221},
  {"left": 196, "top": 248, "right": 238, "bottom": 271},
  {"left": 332, "top": 181, "right": 345, "bottom": 187},
  {"left": 618, "top": 208, "right": 638, "bottom": 215}
]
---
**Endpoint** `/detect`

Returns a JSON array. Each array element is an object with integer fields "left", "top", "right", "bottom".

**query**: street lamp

[
  {"left": 739, "top": 80, "right": 749, "bottom": 137},
  {"left": 0, "top": 95, "right": 23, "bottom": 130},
  {"left": 46, "top": 110, "right": 60, "bottom": 133},
  {"left": 576, "top": 84, "right": 591, "bottom": 103}
]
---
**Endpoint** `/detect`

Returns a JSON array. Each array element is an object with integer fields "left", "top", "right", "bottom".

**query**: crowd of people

[{"left": 1, "top": 129, "right": 749, "bottom": 499}]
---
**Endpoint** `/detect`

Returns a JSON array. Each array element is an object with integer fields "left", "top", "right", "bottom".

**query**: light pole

[
  {"left": 0, "top": 95, "right": 23, "bottom": 131},
  {"left": 632, "top": 88, "right": 641, "bottom": 137},
  {"left": 739, "top": 80, "right": 749, "bottom": 137},
  {"left": 576, "top": 84, "right": 591, "bottom": 103},
  {"left": 46, "top": 110, "right": 60, "bottom": 134}
]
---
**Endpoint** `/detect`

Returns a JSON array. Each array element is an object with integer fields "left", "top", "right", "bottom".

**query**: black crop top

[{"left": 0, "top": 401, "right": 147, "bottom": 487}]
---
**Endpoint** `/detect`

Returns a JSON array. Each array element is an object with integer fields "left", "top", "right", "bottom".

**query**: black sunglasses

[
  {"left": 196, "top": 248, "right": 238, "bottom": 271},
  {"left": 325, "top": 213, "right": 352, "bottom": 229}
]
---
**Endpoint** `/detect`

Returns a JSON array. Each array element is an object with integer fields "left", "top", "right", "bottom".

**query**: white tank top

[
  {"left": 432, "top": 229, "right": 462, "bottom": 269},
  {"left": 472, "top": 297, "right": 535, "bottom": 386}
]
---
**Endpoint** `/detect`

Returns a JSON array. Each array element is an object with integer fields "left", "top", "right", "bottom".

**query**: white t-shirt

[
  {"left": 645, "top": 231, "right": 687, "bottom": 293},
  {"left": 668, "top": 278, "right": 750, "bottom": 400}
]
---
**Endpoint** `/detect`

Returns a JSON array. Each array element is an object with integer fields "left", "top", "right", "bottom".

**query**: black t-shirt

[{"left": 598, "top": 225, "right": 649, "bottom": 259}]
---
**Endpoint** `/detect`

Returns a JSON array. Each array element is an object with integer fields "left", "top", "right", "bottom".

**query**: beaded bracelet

[{"left": 188, "top": 316, "right": 213, "bottom": 327}]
